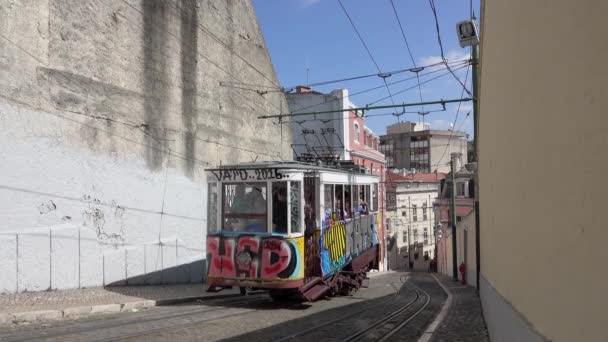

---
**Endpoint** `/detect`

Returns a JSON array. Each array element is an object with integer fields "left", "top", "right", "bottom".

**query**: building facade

[
  {"left": 287, "top": 86, "right": 387, "bottom": 270},
  {"left": 478, "top": 0, "right": 607, "bottom": 340},
  {"left": 0, "top": 0, "right": 292, "bottom": 294},
  {"left": 385, "top": 172, "right": 445, "bottom": 270},
  {"left": 379, "top": 121, "right": 468, "bottom": 173},
  {"left": 434, "top": 154, "right": 475, "bottom": 276}
]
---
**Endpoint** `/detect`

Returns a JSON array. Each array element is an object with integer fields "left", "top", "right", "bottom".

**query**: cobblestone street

[
  {"left": 0, "top": 273, "right": 493, "bottom": 341},
  {"left": 430, "top": 275, "right": 489, "bottom": 342}
]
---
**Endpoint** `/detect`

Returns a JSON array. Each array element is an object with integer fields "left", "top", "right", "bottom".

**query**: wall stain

[
  {"left": 142, "top": 0, "right": 169, "bottom": 171},
  {"left": 180, "top": 0, "right": 198, "bottom": 177}
]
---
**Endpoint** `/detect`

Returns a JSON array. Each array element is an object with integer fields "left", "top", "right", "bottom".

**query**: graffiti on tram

[
  {"left": 320, "top": 211, "right": 379, "bottom": 277},
  {"left": 207, "top": 235, "right": 304, "bottom": 280}
]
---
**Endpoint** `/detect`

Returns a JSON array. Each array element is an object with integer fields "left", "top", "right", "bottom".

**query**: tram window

[
  {"left": 324, "top": 184, "right": 334, "bottom": 216},
  {"left": 222, "top": 183, "right": 267, "bottom": 233},
  {"left": 207, "top": 183, "right": 219, "bottom": 233},
  {"left": 354, "top": 185, "right": 361, "bottom": 215},
  {"left": 272, "top": 182, "right": 288, "bottom": 234},
  {"left": 344, "top": 185, "right": 352, "bottom": 219},
  {"left": 290, "top": 181, "right": 302, "bottom": 233},
  {"left": 335, "top": 184, "right": 344, "bottom": 220},
  {"left": 365, "top": 185, "right": 371, "bottom": 211},
  {"left": 372, "top": 184, "right": 378, "bottom": 212}
]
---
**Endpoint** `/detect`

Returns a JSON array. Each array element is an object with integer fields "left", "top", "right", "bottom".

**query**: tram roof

[{"left": 207, "top": 161, "right": 378, "bottom": 176}]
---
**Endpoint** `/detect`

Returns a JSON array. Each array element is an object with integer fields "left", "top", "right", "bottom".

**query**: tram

[{"left": 205, "top": 161, "right": 381, "bottom": 301}]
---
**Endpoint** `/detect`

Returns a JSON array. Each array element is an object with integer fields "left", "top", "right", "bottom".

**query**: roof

[
  {"left": 207, "top": 161, "right": 379, "bottom": 177},
  {"left": 386, "top": 172, "right": 447, "bottom": 183}
]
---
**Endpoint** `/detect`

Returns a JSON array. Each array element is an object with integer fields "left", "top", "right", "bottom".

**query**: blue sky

[{"left": 252, "top": 0, "right": 479, "bottom": 137}]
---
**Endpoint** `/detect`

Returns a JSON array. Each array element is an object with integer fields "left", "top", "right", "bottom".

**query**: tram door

[{"left": 303, "top": 175, "right": 321, "bottom": 279}]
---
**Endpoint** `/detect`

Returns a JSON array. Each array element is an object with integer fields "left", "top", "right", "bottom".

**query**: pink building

[
  {"left": 286, "top": 86, "right": 388, "bottom": 270},
  {"left": 434, "top": 157, "right": 476, "bottom": 275}
]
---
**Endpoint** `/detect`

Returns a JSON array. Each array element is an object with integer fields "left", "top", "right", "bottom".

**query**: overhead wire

[
  {"left": 389, "top": 0, "right": 425, "bottom": 116},
  {"left": 337, "top": 0, "right": 397, "bottom": 106},
  {"left": 428, "top": 0, "right": 472, "bottom": 98},
  {"left": 433, "top": 64, "right": 471, "bottom": 172},
  {"left": 287, "top": 60, "right": 469, "bottom": 115}
]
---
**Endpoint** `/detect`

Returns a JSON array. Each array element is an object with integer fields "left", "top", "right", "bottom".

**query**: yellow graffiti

[
  {"left": 323, "top": 221, "right": 346, "bottom": 263},
  {"left": 287, "top": 236, "right": 305, "bottom": 279}
]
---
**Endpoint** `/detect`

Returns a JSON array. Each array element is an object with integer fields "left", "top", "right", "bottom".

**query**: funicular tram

[{"left": 205, "top": 161, "right": 381, "bottom": 301}]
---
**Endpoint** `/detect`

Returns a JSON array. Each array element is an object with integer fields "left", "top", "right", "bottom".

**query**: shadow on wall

[
  {"left": 142, "top": 0, "right": 169, "bottom": 171},
  {"left": 0, "top": 226, "right": 207, "bottom": 294},
  {"left": 105, "top": 260, "right": 206, "bottom": 288}
]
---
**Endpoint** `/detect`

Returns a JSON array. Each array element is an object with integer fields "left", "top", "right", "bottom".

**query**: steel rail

[
  {"left": 376, "top": 283, "right": 432, "bottom": 342},
  {"left": 274, "top": 275, "right": 410, "bottom": 342}
]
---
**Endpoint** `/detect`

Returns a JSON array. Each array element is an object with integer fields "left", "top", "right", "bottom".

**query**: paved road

[{"left": 0, "top": 273, "right": 449, "bottom": 342}]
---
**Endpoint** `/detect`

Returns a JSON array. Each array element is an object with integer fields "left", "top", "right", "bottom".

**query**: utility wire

[
  {"left": 288, "top": 60, "right": 470, "bottom": 115},
  {"left": 390, "top": 0, "right": 425, "bottom": 114},
  {"left": 337, "top": 0, "right": 397, "bottom": 106},
  {"left": 368, "top": 63, "right": 469, "bottom": 105},
  {"left": 428, "top": 0, "right": 472, "bottom": 98},
  {"left": 433, "top": 65, "right": 471, "bottom": 172}
]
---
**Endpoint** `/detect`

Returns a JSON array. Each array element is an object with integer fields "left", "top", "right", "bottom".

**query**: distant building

[
  {"left": 379, "top": 121, "right": 468, "bottom": 173},
  {"left": 385, "top": 171, "right": 446, "bottom": 271},
  {"left": 434, "top": 153, "right": 475, "bottom": 276},
  {"left": 286, "top": 86, "right": 387, "bottom": 270}
]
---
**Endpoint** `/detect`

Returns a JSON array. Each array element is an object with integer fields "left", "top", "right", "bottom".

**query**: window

[
  {"left": 324, "top": 184, "right": 334, "bottom": 216},
  {"left": 272, "top": 182, "right": 288, "bottom": 234},
  {"left": 372, "top": 184, "right": 378, "bottom": 212},
  {"left": 413, "top": 229, "right": 418, "bottom": 242},
  {"left": 402, "top": 230, "right": 407, "bottom": 243},
  {"left": 422, "top": 201, "right": 428, "bottom": 221},
  {"left": 223, "top": 183, "right": 267, "bottom": 233},
  {"left": 457, "top": 182, "right": 466, "bottom": 197},
  {"left": 402, "top": 211, "right": 406, "bottom": 217},
  {"left": 412, "top": 204, "right": 418, "bottom": 222},
  {"left": 290, "top": 181, "right": 301, "bottom": 233},
  {"left": 335, "top": 184, "right": 344, "bottom": 220},
  {"left": 344, "top": 185, "right": 352, "bottom": 218},
  {"left": 354, "top": 123, "right": 360, "bottom": 142},
  {"left": 208, "top": 183, "right": 219, "bottom": 233},
  {"left": 423, "top": 231, "right": 428, "bottom": 245}
]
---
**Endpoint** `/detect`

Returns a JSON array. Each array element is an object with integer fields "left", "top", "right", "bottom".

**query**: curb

[
  {"left": 0, "top": 291, "right": 243, "bottom": 326},
  {"left": 417, "top": 274, "right": 453, "bottom": 342}
]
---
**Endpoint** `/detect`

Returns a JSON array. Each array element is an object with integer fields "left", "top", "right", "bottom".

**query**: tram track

[
  {"left": 343, "top": 283, "right": 431, "bottom": 342},
  {"left": 273, "top": 275, "right": 432, "bottom": 342},
  {"left": 275, "top": 277, "right": 410, "bottom": 342},
  {"left": 0, "top": 293, "right": 271, "bottom": 342}
]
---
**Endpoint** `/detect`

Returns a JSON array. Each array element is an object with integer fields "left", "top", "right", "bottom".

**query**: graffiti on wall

[{"left": 207, "top": 235, "right": 304, "bottom": 281}]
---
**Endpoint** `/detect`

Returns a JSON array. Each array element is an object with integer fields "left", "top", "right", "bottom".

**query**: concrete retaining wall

[{"left": 0, "top": 0, "right": 291, "bottom": 293}]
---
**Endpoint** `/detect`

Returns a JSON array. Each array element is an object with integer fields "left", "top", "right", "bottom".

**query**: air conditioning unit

[{"left": 456, "top": 19, "right": 480, "bottom": 48}]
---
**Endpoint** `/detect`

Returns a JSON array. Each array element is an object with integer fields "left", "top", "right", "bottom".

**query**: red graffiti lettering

[
  {"left": 207, "top": 237, "right": 235, "bottom": 277},
  {"left": 263, "top": 239, "right": 282, "bottom": 251},
  {"left": 235, "top": 236, "right": 260, "bottom": 278},
  {"left": 260, "top": 238, "right": 296, "bottom": 279}
]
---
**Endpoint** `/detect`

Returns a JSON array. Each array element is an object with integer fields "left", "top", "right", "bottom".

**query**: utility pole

[
  {"left": 450, "top": 157, "right": 458, "bottom": 280},
  {"left": 408, "top": 196, "right": 412, "bottom": 269},
  {"left": 472, "top": 43, "right": 481, "bottom": 291}
]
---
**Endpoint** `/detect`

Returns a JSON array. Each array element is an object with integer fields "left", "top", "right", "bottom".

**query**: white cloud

[
  {"left": 418, "top": 49, "right": 470, "bottom": 67},
  {"left": 297, "top": 0, "right": 321, "bottom": 8}
]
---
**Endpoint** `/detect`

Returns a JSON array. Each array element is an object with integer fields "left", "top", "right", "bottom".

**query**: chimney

[{"left": 296, "top": 85, "right": 312, "bottom": 93}]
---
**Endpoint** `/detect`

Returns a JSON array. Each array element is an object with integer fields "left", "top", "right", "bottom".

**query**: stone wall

[{"left": 0, "top": 0, "right": 291, "bottom": 293}]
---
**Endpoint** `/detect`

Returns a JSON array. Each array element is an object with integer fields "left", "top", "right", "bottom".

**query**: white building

[{"left": 385, "top": 172, "right": 445, "bottom": 270}]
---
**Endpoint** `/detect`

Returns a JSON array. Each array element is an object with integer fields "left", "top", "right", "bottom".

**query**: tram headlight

[{"left": 236, "top": 251, "right": 252, "bottom": 266}]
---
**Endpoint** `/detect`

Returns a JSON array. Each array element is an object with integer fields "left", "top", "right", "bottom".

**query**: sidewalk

[
  {"left": 0, "top": 284, "right": 241, "bottom": 326},
  {"left": 429, "top": 274, "right": 490, "bottom": 342}
]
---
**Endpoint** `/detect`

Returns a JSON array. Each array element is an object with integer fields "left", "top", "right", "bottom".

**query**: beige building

[
  {"left": 385, "top": 172, "right": 445, "bottom": 270},
  {"left": 478, "top": 1, "right": 607, "bottom": 341},
  {"left": 380, "top": 121, "right": 468, "bottom": 173}
]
